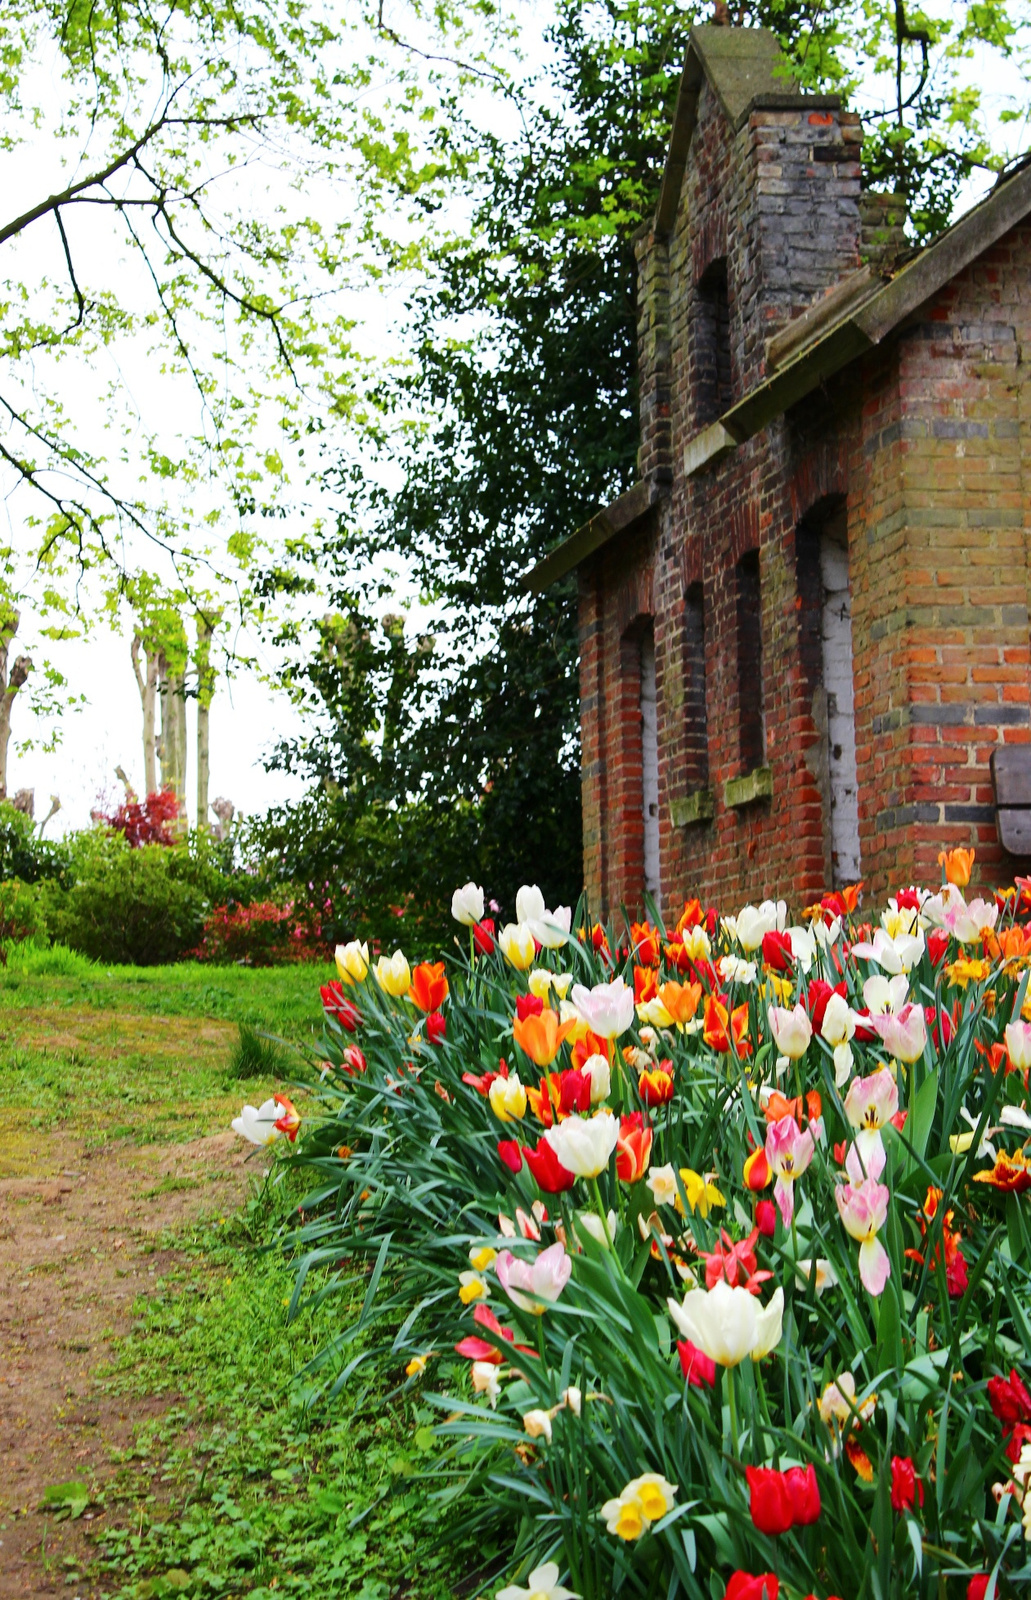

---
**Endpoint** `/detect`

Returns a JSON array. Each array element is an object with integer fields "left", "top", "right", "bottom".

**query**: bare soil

[{"left": 0, "top": 1125, "right": 253, "bottom": 1600}]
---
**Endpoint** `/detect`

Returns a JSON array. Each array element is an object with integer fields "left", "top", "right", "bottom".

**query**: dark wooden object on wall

[{"left": 991, "top": 747, "right": 1031, "bottom": 855}]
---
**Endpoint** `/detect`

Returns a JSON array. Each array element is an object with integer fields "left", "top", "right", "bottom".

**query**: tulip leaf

[
  {"left": 904, "top": 1067, "right": 939, "bottom": 1175},
  {"left": 876, "top": 1277, "right": 903, "bottom": 1373}
]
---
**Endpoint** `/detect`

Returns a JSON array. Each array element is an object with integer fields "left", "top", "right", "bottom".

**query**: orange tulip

[
  {"left": 675, "top": 898, "right": 704, "bottom": 936},
  {"left": 658, "top": 979, "right": 702, "bottom": 1024},
  {"left": 703, "top": 995, "right": 751, "bottom": 1056},
  {"left": 615, "top": 1113, "right": 653, "bottom": 1182},
  {"left": 763, "top": 1089, "right": 822, "bottom": 1127},
  {"left": 634, "top": 964, "right": 659, "bottom": 1005},
  {"left": 571, "top": 1029, "right": 608, "bottom": 1070},
  {"left": 409, "top": 961, "right": 449, "bottom": 1012},
  {"left": 984, "top": 925, "right": 1031, "bottom": 964},
  {"left": 512, "top": 1007, "right": 575, "bottom": 1068},
  {"left": 973, "top": 1149, "right": 1031, "bottom": 1193},
  {"left": 526, "top": 1073, "right": 562, "bottom": 1126},
  {"left": 938, "top": 847, "right": 974, "bottom": 888},
  {"left": 630, "top": 921, "right": 661, "bottom": 967},
  {"left": 639, "top": 1067, "right": 675, "bottom": 1106}
]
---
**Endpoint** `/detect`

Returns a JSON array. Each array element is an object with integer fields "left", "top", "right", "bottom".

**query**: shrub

[
  {"left": 92, "top": 786, "right": 183, "bottom": 846},
  {"left": 189, "top": 898, "right": 325, "bottom": 966},
  {"left": 42, "top": 833, "right": 209, "bottom": 964},
  {"left": 0, "top": 877, "right": 48, "bottom": 962},
  {"left": 0, "top": 799, "right": 70, "bottom": 884},
  {"left": 266, "top": 865, "right": 1031, "bottom": 1600}
]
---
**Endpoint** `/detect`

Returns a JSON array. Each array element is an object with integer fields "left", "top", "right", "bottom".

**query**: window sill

[
  {"left": 724, "top": 765, "right": 773, "bottom": 809},
  {"left": 671, "top": 789, "right": 714, "bottom": 827}
]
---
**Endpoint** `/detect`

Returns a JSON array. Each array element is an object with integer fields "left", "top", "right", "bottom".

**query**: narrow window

[
  {"left": 684, "top": 582, "right": 709, "bottom": 790},
  {"left": 696, "top": 257, "right": 732, "bottom": 426},
  {"left": 797, "top": 501, "right": 861, "bottom": 886},
  {"left": 639, "top": 628, "right": 661, "bottom": 902},
  {"left": 736, "top": 549, "right": 765, "bottom": 773}
]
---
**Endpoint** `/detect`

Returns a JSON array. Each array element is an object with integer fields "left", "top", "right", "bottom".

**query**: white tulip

[
  {"left": 820, "top": 992, "right": 855, "bottom": 1046},
  {"left": 451, "top": 882, "right": 485, "bottom": 925},
  {"left": 544, "top": 1111, "right": 619, "bottom": 1178},
  {"left": 232, "top": 1098, "right": 281, "bottom": 1146},
  {"left": 570, "top": 978, "right": 635, "bottom": 1039},
  {"left": 667, "top": 1280, "right": 784, "bottom": 1367},
  {"left": 581, "top": 1052, "right": 611, "bottom": 1104}
]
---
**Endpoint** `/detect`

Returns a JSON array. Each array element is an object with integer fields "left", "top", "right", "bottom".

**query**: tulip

[
  {"left": 767, "top": 1003, "right": 812, "bottom": 1060},
  {"left": 833, "top": 1041, "right": 854, "bottom": 1087},
  {"left": 703, "top": 995, "right": 751, "bottom": 1055},
  {"left": 765, "top": 1115, "right": 816, "bottom": 1227},
  {"left": 794, "top": 1258, "right": 837, "bottom": 1295},
  {"left": 515, "top": 884, "right": 572, "bottom": 948},
  {"left": 499, "top": 922, "right": 537, "bottom": 970},
  {"left": 988, "top": 1368, "right": 1031, "bottom": 1425},
  {"left": 523, "top": 1136, "right": 577, "bottom": 1193},
  {"left": 409, "top": 960, "right": 449, "bottom": 1011},
  {"left": 818, "top": 1370, "right": 878, "bottom": 1430},
  {"left": 496, "top": 1563, "right": 579, "bottom": 1600},
  {"left": 889, "top": 1455, "right": 923, "bottom": 1512},
  {"left": 677, "top": 1338, "right": 716, "bottom": 1388},
  {"left": 870, "top": 1002, "right": 927, "bottom": 1064},
  {"left": 373, "top": 949, "right": 411, "bottom": 997},
  {"left": 745, "top": 1468, "right": 793, "bottom": 1536},
  {"left": 570, "top": 977, "right": 635, "bottom": 1039},
  {"left": 473, "top": 918, "right": 496, "bottom": 955},
  {"left": 938, "top": 846, "right": 974, "bottom": 887},
  {"left": 835, "top": 1175, "right": 891, "bottom": 1295},
  {"left": 630, "top": 920, "right": 661, "bottom": 966},
  {"left": 639, "top": 1066, "right": 675, "bottom": 1106},
  {"left": 719, "top": 954, "right": 757, "bottom": 985},
  {"left": 850, "top": 927, "right": 925, "bottom": 973},
  {"left": 495, "top": 1240, "right": 571, "bottom": 1313},
  {"left": 730, "top": 901, "right": 786, "bottom": 952},
  {"left": 762, "top": 928, "right": 794, "bottom": 972},
  {"left": 489, "top": 1071, "right": 528, "bottom": 1123},
  {"left": 636, "top": 995, "right": 674, "bottom": 1028},
  {"left": 341, "top": 1044, "right": 366, "bottom": 1075},
  {"left": 755, "top": 1198, "right": 776, "bottom": 1237},
  {"left": 544, "top": 1111, "right": 619, "bottom": 1178},
  {"left": 497, "top": 1139, "right": 523, "bottom": 1173},
  {"left": 335, "top": 939, "right": 370, "bottom": 985},
  {"left": 513, "top": 1007, "right": 575, "bottom": 1068},
  {"left": 743, "top": 1147, "right": 771, "bottom": 1191},
  {"left": 425, "top": 1010, "right": 446, "bottom": 1045},
  {"left": 667, "top": 1280, "right": 784, "bottom": 1367},
  {"left": 576, "top": 1209, "right": 618, "bottom": 1248},
  {"left": 724, "top": 1577, "right": 778, "bottom": 1600},
  {"left": 659, "top": 978, "right": 703, "bottom": 1023},
  {"left": 820, "top": 991, "right": 855, "bottom": 1047},
  {"left": 528, "top": 968, "right": 554, "bottom": 1000},
  {"left": 272, "top": 1094, "right": 301, "bottom": 1141},
  {"left": 944, "top": 892, "right": 998, "bottom": 944},
  {"left": 232, "top": 1098, "right": 281, "bottom": 1146},
  {"left": 471, "top": 1360, "right": 500, "bottom": 1406},
  {"left": 451, "top": 882, "right": 485, "bottom": 925},
  {"left": 1006, "top": 1020, "right": 1031, "bottom": 1073},
  {"left": 844, "top": 1069, "right": 898, "bottom": 1177},
  {"left": 581, "top": 1052, "right": 611, "bottom": 1104},
  {"left": 973, "top": 1149, "right": 1031, "bottom": 1192},
  {"left": 319, "top": 982, "right": 362, "bottom": 1029},
  {"left": 615, "top": 1113, "right": 653, "bottom": 1182},
  {"left": 864, "top": 972, "right": 910, "bottom": 1016}
]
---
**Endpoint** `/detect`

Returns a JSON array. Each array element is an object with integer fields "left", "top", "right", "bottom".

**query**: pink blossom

[
  {"left": 869, "top": 1002, "right": 927, "bottom": 1064},
  {"left": 765, "top": 1114, "right": 817, "bottom": 1227},
  {"left": 495, "top": 1241, "right": 571, "bottom": 1313},
  {"left": 835, "top": 1176, "right": 891, "bottom": 1295},
  {"left": 844, "top": 1070, "right": 899, "bottom": 1177},
  {"left": 767, "top": 1003, "right": 813, "bottom": 1060}
]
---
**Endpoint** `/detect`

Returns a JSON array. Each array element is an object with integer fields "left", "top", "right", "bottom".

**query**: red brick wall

[{"left": 578, "top": 70, "right": 1031, "bottom": 920}]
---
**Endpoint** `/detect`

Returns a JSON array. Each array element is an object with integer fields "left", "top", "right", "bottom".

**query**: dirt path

[{"left": 0, "top": 1125, "right": 254, "bottom": 1600}]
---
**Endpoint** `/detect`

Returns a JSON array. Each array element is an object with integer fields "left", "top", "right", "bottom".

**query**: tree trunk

[
  {"left": 195, "top": 613, "right": 215, "bottom": 828},
  {"left": 157, "top": 650, "right": 187, "bottom": 812},
  {"left": 131, "top": 635, "right": 159, "bottom": 795},
  {"left": 0, "top": 610, "right": 31, "bottom": 801}
]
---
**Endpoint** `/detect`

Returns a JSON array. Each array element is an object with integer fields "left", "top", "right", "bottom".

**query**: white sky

[{"left": 5, "top": 2, "right": 1030, "bottom": 835}]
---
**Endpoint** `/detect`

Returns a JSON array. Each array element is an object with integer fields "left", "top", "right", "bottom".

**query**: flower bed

[{"left": 237, "top": 863, "right": 1031, "bottom": 1600}]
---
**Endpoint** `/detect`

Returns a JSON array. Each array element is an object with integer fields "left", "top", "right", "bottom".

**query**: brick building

[{"left": 529, "top": 23, "right": 1031, "bottom": 921}]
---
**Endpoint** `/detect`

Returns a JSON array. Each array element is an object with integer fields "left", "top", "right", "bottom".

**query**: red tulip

[
  {"left": 889, "top": 1456, "right": 923, "bottom": 1513},
  {"left": 785, "top": 1464, "right": 820, "bottom": 1524},
  {"left": 724, "top": 1575, "right": 778, "bottom": 1600},
  {"left": 558, "top": 1067, "right": 592, "bottom": 1115},
  {"left": 755, "top": 1199, "right": 777, "bottom": 1237},
  {"left": 515, "top": 992, "right": 544, "bottom": 1021},
  {"left": 320, "top": 982, "right": 361, "bottom": 1030},
  {"left": 522, "top": 1135, "right": 576, "bottom": 1193},
  {"left": 425, "top": 1010, "right": 446, "bottom": 1045},
  {"left": 408, "top": 960, "right": 449, "bottom": 1012},
  {"left": 927, "top": 927, "right": 950, "bottom": 966},
  {"left": 745, "top": 1467, "right": 795, "bottom": 1536},
  {"left": 497, "top": 1140, "right": 523, "bottom": 1173},
  {"left": 616, "top": 1113, "right": 653, "bottom": 1183},
  {"left": 988, "top": 1369, "right": 1031, "bottom": 1424},
  {"left": 676, "top": 1338, "right": 716, "bottom": 1388},
  {"left": 473, "top": 918, "right": 496, "bottom": 955},
  {"left": 967, "top": 1580, "right": 990, "bottom": 1600},
  {"left": 762, "top": 930, "right": 794, "bottom": 973},
  {"left": 342, "top": 1045, "right": 366, "bottom": 1076},
  {"left": 804, "top": 978, "right": 846, "bottom": 1030}
]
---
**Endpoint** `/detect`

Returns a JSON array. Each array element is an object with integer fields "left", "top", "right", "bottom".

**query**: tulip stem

[
  {"left": 726, "top": 1368, "right": 739, "bottom": 1454},
  {"left": 589, "top": 1177, "right": 613, "bottom": 1248}
]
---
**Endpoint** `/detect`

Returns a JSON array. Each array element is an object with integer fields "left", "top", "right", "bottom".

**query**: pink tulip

[
  {"left": 765, "top": 1115, "right": 816, "bottom": 1227},
  {"left": 835, "top": 1176, "right": 891, "bottom": 1295},
  {"left": 869, "top": 1002, "right": 927, "bottom": 1064},
  {"left": 495, "top": 1241, "right": 571, "bottom": 1314},
  {"left": 1005, "top": 1021, "right": 1031, "bottom": 1073},
  {"left": 843, "top": 1070, "right": 899, "bottom": 1178}
]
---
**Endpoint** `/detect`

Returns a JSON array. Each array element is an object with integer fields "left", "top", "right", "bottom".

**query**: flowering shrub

[
  {"left": 243, "top": 863, "right": 1031, "bottom": 1599},
  {"left": 92, "top": 786, "right": 182, "bottom": 846},
  {"left": 189, "top": 899, "right": 325, "bottom": 965}
]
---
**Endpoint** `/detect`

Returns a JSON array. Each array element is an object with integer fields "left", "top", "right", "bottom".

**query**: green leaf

[{"left": 38, "top": 1480, "right": 89, "bottom": 1518}]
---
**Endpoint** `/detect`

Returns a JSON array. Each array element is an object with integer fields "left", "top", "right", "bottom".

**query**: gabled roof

[{"left": 526, "top": 96, "right": 1031, "bottom": 595}]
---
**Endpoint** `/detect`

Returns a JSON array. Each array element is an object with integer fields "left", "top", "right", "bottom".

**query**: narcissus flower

[
  {"left": 570, "top": 977, "right": 635, "bottom": 1039},
  {"left": 409, "top": 960, "right": 449, "bottom": 1011},
  {"left": 471, "top": 1361, "right": 500, "bottom": 1405},
  {"left": 973, "top": 1149, "right": 1031, "bottom": 1192},
  {"left": 835, "top": 1176, "right": 891, "bottom": 1295},
  {"left": 489, "top": 1071, "right": 528, "bottom": 1122},
  {"left": 667, "top": 1280, "right": 784, "bottom": 1367},
  {"left": 458, "top": 1270, "right": 489, "bottom": 1305},
  {"left": 615, "top": 1113, "right": 653, "bottom": 1182},
  {"left": 600, "top": 1474, "right": 677, "bottom": 1540},
  {"left": 405, "top": 1352, "right": 433, "bottom": 1378},
  {"left": 676, "top": 1167, "right": 725, "bottom": 1217},
  {"left": 522, "top": 1407, "right": 553, "bottom": 1443},
  {"left": 500, "top": 922, "right": 537, "bottom": 970},
  {"left": 374, "top": 949, "right": 412, "bottom": 997},
  {"left": 544, "top": 1110, "right": 619, "bottom": 1178},
  {"left": 335, "top": 939, "right": 370, "bottom": 985},
  {"left": 496, "top": 1562, "right": 579, "bottom": 1600},
  {"left": 451, "top": 882, "right": 485, "bottom": 925},
  {"left": 232, "top": 1098, "right": 281, "bottom": 1145},
  {"left": 495, "top": 1241, "right": 571, "bottom": 1313},
  {"left": 513, "top": 1007, "right": 575, "bottom": 1068}
]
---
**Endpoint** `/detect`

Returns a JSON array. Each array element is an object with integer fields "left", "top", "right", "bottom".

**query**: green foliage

[
  {"left": 0, "top": 798, "right": 70, "bottom": 883},
  {"left": 91, "top": 1195, "right": 481, "bottom": 1599},
  {"left": 39, "top": 833, "right": 212, "bottom": 965},
  {"left": 226, "top": 1021, "right": 292, "bottom": 1081}
]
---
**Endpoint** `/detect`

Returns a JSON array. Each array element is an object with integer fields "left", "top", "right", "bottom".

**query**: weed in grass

[{"left": 226, "top": 1022, "right": 290, "bottom": 1082}]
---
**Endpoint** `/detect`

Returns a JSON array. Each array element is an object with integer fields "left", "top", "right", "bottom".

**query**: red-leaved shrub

[
  {"left": 93, "top": 787, "right": 182, "bottom": 847},
  {"left": 189, "top": 899, "right": 325, "bottom": 965}
]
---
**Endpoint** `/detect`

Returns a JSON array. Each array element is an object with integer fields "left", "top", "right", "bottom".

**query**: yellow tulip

[
  {"left": 499, "top": 922, "right": 536, "bottom": 970},
  {"left": 374, "top": 949, "right": 412, "bottom": 997},
  {"left": 335, "top": 940, "right": 369, "bottom": 985}
]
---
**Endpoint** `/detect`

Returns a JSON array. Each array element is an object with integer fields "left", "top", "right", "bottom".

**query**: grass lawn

[{"left": 0, "top": 945, "right": 475, "bottom": 1600}]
